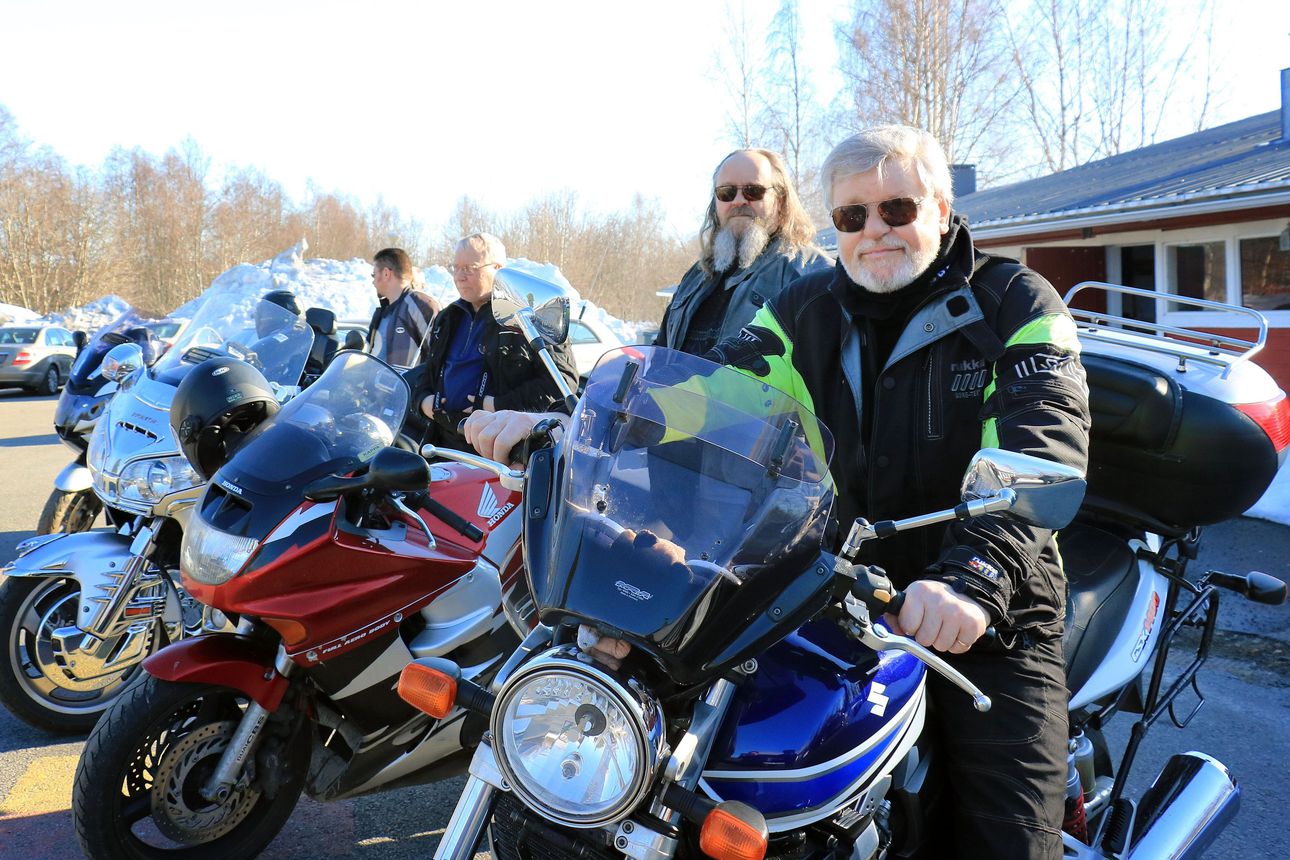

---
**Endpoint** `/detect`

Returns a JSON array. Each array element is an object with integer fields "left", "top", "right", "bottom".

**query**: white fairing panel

[{"left": 1068, "top": 536, "right": 1169, "bottom": 710}]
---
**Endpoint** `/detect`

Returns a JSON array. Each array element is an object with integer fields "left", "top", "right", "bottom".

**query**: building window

[
  {"left": 1240, "top": 236, "right": 1290, "bottom": 312},
  {"left": 1170, "top": 242, "right": 1226, "bottom": 310}
]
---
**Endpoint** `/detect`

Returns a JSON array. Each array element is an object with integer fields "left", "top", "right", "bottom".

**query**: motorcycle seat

[{"left": 1059, "top": 522, "right": 1140, "bottom": 699}]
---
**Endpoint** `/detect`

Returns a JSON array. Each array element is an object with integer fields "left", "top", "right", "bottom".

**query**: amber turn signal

[
  {"left": 397, "top": 661, "right": 457, "bottom": 718},
  {"left": 699, "top": 801, "right": 768, "bottom": 860}
]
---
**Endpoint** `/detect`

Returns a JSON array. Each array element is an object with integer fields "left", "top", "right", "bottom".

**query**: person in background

[
  {"left": 368, "top": 247, "right": 440, "bottom": 368},
  {"left": 411, "top": 232, "right": 578, "bottom": 452},
  {"left": 656, "top": 148, "right": 829, "bottom": 355}
]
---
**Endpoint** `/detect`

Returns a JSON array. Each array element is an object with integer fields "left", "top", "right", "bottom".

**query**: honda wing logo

[{"left": 478, "top": 485, "right": 500, "bottom": 518}]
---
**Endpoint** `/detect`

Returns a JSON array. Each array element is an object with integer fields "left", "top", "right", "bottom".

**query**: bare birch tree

[{"left": 838, "top": 0, "right": 1018, "bottom": 177}]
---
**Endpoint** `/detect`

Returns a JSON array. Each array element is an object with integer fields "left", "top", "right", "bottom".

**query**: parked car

[
  {"left": 143, "top": 318, "right": 185, "bottom": 352},
  {"left": 0, "top": 324, "right": 76, "bottom": 394},
  {"left": 569, "top": 313, "right": 626, "bottom": 379}
]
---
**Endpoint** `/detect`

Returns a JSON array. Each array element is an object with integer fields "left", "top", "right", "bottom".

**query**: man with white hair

[
  {"left": 463, "top": 127, "right": 1090, "bottom": 858},
  {"left": 657, "top": 148, "right": 829, "bottom": 355},
  {"left": 412, "top": 232, "right": 577, "bottom": 452}
]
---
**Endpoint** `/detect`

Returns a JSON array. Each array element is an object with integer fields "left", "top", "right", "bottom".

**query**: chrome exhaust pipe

[{"left": 1126, "top": 752, "right": 1240, "bottom": 860}]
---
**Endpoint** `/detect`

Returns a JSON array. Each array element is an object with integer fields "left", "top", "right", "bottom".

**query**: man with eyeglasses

[
  {"left": 410, "top": 232, "right": 577, "bottom": 452},
  {"left": 367, "top": 247, "right": 441, "bottom": 368},
  {"left": 462, "top": 127, "right": 1090, "bottom": 859},
  {"left": 656, "top": 148, "right": 829, "bottom": 356}
]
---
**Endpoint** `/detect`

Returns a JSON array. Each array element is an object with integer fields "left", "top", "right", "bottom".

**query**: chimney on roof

[
  {"left": 1281, "top": 67, "right": 1290, "bottom": 143},
  {"left": 951, "top": 164, "right": 977, "bottom": 198}
]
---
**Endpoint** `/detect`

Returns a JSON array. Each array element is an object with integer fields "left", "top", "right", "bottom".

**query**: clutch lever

[
  {"left": 422, "top": 445, "right": 525, "bottom": 492},
  {"left": 838, "top": 560, "right": 993, "bottom": 712}
]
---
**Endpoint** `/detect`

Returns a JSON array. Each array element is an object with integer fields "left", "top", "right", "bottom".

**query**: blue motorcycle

[{"left": 399, "top": 343, "right": 1283, "bottom": 860}]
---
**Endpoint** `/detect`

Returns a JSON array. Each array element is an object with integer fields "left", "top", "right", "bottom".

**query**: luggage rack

[{"left": 1064, "top": 282, "right": 1268, "bottom": 379}]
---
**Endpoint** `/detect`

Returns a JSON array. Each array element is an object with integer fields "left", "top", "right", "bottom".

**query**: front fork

[{"left": 199, "top": 641, "right": 295, "bottom": 804}]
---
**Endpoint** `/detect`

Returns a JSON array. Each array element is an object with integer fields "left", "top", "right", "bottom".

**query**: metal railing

[{"left": 1063, "top": 282, "right": 1268, "bottom": 378}]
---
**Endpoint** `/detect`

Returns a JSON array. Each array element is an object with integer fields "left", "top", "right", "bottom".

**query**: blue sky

[{"left": 0, "top": 0, "right": 1284, "bottom": 237}]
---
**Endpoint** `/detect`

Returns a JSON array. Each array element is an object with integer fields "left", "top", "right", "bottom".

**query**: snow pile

[
  {"left": 45, "top": 295, "right": 133, "bottom": 332},
  {"left": 0, "top": 302, "right": 40, "bottom": 325},
  {"left": 172, "top": 242, "right": 378, "bottom": 322},
  {"left": 1243, "top": 462, "right": 1290, "bottom": 526}
]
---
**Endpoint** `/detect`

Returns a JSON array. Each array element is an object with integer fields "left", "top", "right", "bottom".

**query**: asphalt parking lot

[{"left": 0, "top": 385, "right": 1287, "bottom": 859}]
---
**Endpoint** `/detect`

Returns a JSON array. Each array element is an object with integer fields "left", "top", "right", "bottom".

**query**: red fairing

[
  {"left": 144, "top": 635, "right": 288, "bottom": 712},
  {"left": 184, "top": 464, "right": 522, "bottom": 666}
]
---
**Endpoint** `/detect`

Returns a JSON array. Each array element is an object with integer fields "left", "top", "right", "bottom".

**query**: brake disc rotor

[{"left": 150, "top": 719, "right": 262, "bottom": 844}]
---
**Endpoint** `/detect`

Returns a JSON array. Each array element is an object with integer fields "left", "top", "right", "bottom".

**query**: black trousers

[{"left": 922, "top": 633, "right": 1069, "bottom": 860}]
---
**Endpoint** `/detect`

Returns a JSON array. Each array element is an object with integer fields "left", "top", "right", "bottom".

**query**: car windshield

[
  {"left": 234, "top": 351, "right": 411, "bottom": 483},
  {"left": 0, "top": 328, "right": 38, "bottom": 344},
  {"left": 154, "top": 289, "right": 313, "bottom": 386}
]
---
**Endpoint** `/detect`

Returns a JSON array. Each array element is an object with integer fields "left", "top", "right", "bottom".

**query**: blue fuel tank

[{"left": 699, "top": 618, "right": 926, "bottom": 831}]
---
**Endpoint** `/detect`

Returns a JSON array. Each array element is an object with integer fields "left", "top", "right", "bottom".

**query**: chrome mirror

[
  {"left": 100, "top": 342, "right": 145, "bottom": 384},
  {"left": 960, "top": 449, "right": 1086, "bottom": 529},
  {"left": 491, "top": 268, "right": 572, "bottom": 346}
]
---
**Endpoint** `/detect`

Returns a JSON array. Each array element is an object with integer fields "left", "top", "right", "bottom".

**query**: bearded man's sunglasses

[
  {"left": 714, "top": 183, "right": 773, "bottom": 203},
  {"left": 830, "top": 197, "right": 925, "bottom": 233}
]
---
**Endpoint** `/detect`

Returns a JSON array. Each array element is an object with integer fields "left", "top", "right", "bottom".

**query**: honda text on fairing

[
  {"left": 0, "top": 290, "right": 316, "bottom": 732},
  {"left": 400, "top": 317, "right": 1285, "bottom": 860},
  {"left": 40, "top": 307, "right": 170, "bottom": 535},
  {"left": 71, "top": 350, "right": 532, "bottom": 860}
]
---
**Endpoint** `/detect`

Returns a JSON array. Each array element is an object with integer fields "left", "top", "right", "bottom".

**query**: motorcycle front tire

[
  {"left": 37, "top": 487, "right": 104, "bottom": 534},
  {"left": 73, "top": 676, "right": 309, "bottom": 860}
]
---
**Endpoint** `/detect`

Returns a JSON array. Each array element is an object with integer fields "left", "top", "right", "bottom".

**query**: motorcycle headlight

[
  {"left": 118, "top": 456, "right": 201, "bottom": 502},
  {"left": 180, "top": 514, "right": 259, "bottom": 586},
  {"left": 492, "top": 650, "right": 664, "bottom": 828}
]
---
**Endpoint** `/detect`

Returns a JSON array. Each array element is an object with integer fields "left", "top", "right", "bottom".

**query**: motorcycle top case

[
  {"left": 699, "top": 618, "right": 926, "bottom": 832},
  {"left": 1082, "top": 350, "right": 1284, "bottom": 532}
]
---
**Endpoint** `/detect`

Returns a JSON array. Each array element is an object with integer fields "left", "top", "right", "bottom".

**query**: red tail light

[
  {"left": 1236, "top": 393, "right": 1290, "bottom": 452},
  {"left": 12, "top": 350, "right": 32, "bottom": 366}
]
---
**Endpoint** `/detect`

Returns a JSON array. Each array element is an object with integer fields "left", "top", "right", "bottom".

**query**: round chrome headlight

[{"left": 492, "top": 649, "right": 664, "bottom": 828}]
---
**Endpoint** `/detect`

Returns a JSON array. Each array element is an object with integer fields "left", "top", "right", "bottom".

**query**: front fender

[
  {"left": 54, "top": 462, "right": 94, "bottom": 493},
  {"left": 144, "top": 634, "right": 289, "bottom": 712},
  {"left": 1, "top": 531, "right": 170, "bottom": 635}
]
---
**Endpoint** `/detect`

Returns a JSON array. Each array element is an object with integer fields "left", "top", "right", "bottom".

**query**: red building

[{"left": 954, "top": 69, "right": 1290, "bottom": 389}]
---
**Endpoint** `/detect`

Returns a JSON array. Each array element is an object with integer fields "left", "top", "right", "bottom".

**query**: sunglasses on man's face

[
  {"left": 830, "top": 197, "right": 925, "bottom": 233},
  {"left": 714, "top": 183, "right": 772, "bottom": 203}
]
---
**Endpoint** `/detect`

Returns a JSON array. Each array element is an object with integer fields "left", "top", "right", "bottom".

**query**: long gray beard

[{"left": 713, "top": 221, "right": 771, "bottom": 273}]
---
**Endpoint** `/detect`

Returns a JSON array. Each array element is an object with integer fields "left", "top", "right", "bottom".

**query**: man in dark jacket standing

[
  {"left": 657, "top": 148, "right": 829, "bottom": 355},
  {"left": 368, "top": 247, "right": 441, "bottom": 368},
  {"left": 413, "top": 232, "right": 578, "bottom": 452}
]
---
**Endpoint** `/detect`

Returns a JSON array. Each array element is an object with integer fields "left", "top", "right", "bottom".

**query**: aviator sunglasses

[
  {"left": 830, "top": 196, "right": 925, "bottom": 233},
  {"left": 714, "top": 183, "right": 773, "bottom": 203}
]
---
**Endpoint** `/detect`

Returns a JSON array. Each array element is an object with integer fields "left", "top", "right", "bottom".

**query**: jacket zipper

[{"left": 924, "top": 343, "right": 943, "bottom": 440}]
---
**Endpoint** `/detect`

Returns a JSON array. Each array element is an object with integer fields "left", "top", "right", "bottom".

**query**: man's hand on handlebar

[
  {"left": 463, "top": 410, "right": 568, "bottom": 467},
  {"left": 887, "top": 580, "right": 989, "bottom": 655}
]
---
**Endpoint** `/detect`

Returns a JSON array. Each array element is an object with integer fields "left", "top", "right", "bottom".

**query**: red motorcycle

[{"left": 72, "top": 350, "right": 529, "bottom": 859}]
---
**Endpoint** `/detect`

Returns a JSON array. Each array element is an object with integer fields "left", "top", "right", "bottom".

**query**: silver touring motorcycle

[
  {"left": 0, "top": 289, "right": 314, "bottom": 732},
  {"left": 397, "top": 283, "right": 1286, "bottom": 860}
]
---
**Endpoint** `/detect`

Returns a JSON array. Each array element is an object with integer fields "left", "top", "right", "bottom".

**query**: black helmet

[
  {"left": 256, "top": 290, "right": 301, "bottom": 338},
  {"left": 171, "top": 356, "right": 280, "bottom": 480}
]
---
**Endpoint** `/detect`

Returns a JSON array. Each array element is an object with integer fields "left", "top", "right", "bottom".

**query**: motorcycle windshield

[
  {"left": 227, "top": 351, "right": 411, "bottom": 487},
  {"left": 535, "top": 346, "right": 834, "bottom": 658},
  {"left": 154, "top": 290, "right": 313, "bottom": 387},
  {"left": 68, "top": 307, "right": 161, "bottom": 387}
]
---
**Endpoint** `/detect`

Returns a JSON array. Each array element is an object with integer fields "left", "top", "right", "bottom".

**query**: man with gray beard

[{"left": 656, "top": 148, "right": 828, "bottom": 355}]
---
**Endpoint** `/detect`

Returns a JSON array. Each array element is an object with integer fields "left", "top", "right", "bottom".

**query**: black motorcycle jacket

[{"left": 705, "top": 217, "right": 1091, "bottom": 633}]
